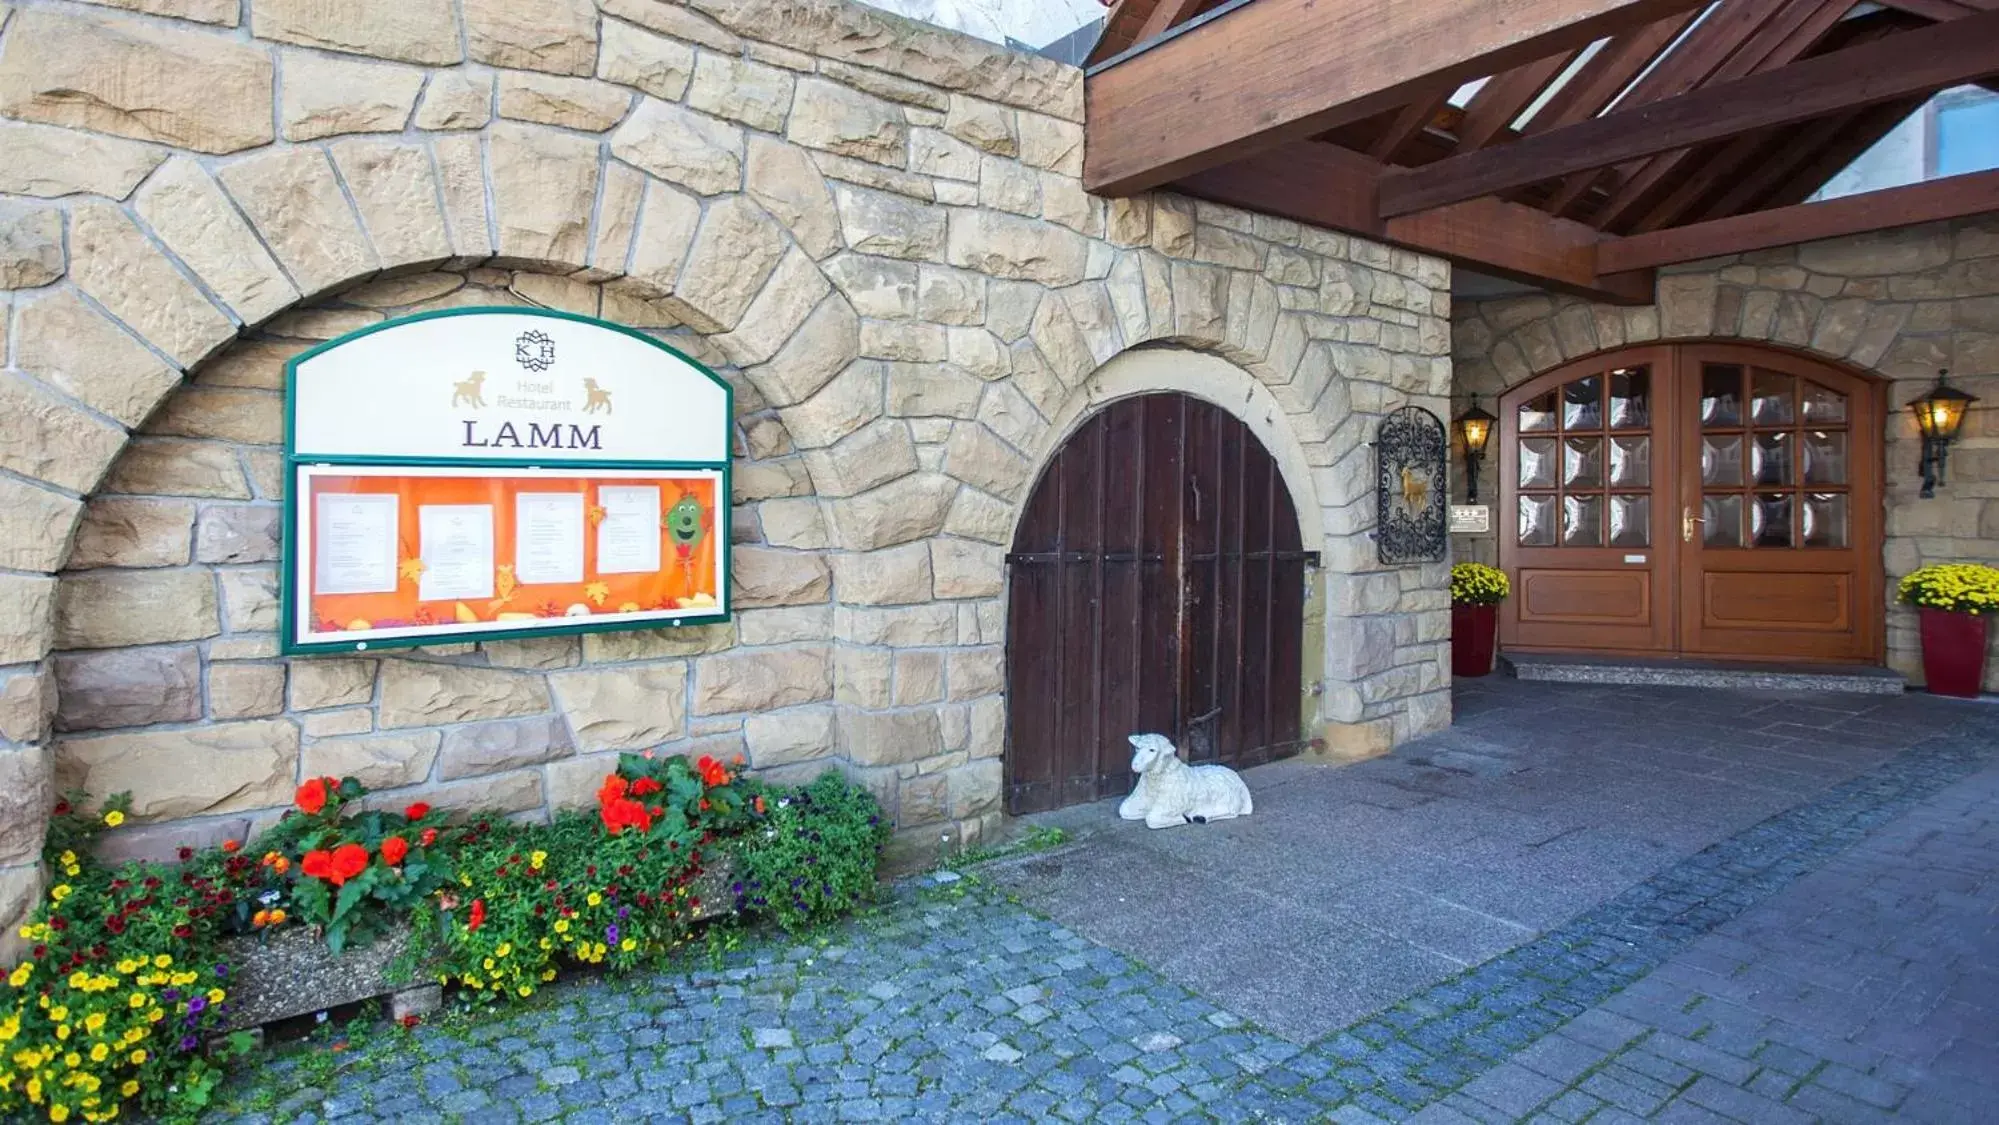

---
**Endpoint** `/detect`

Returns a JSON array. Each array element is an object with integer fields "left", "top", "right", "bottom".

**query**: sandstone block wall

[
  {"left": 1451, "top": 218, "right": 1999, "bottom": 688},
  {"left": 0, "top": 0, "right": 1454, "bottom": 955}
]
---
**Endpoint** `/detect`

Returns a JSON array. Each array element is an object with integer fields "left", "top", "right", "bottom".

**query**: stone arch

[
  {"left": 0, "top": 0, "right": 1465, "bottom": 940},
  {"left": 1028, "top": 346, "right": 1328, "bottom": 549}
]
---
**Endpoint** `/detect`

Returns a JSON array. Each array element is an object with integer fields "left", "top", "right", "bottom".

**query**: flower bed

[{"left": 2, "top": 754, "right": 887, "bottom": 1123}]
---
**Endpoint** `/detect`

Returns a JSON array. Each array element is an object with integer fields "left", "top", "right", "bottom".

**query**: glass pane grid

[
  {"left": 1700, "top": 365, "right": 1851, "bottom": 551},
  {"left": 1517, "top": 366, "right": 1650, "bottom": 548}
]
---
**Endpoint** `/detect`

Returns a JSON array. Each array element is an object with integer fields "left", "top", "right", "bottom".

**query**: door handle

[{"left": 1682, "top": 506, "right": 1706, "bottom": 542}]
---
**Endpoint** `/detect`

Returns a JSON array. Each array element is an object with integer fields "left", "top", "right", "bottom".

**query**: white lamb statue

[{"left": 1117, "top": 733, "right": 1254, "bottom": 829}]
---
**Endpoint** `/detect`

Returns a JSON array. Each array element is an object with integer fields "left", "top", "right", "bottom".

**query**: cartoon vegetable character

[{"left": 663, "top": 493, "right": 709, "bottom": 582}]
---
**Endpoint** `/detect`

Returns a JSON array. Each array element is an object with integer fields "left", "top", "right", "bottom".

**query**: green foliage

[
  {"left": 728, "top": 773, "right": 891, "bottom": 933},
  {"left": 1897, "top": 562, "right": 1999, "bottom": 615},
  {"left": 1450, "top": 561, "right": 1510, "bottom": 606},
  {"left": 3, "top": 757, "right": 889, "bottom": 1125}
]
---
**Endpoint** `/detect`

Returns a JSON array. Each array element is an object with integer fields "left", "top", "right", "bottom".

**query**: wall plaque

[
  {"left": 1449, "top": 504, "right": 1491, "bottom": 534},
  {"left": 281, "top": 308, "right": 732, "bottom": 654},
  {"left": 1375, "top": 406, "right": 1448, "bottom": 564}
]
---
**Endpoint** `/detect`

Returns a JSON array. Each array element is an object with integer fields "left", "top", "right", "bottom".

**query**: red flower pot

[
  {"left": 1918, "top": 608, "right": 1990, "bottom": 698},
  {"left": 1452, "top": 603, "right": 1499, "bottom": 678}
]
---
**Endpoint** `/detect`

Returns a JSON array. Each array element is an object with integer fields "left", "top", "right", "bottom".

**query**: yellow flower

[
  {"left": 59, "top": 851, "right": 76, "bottom": 867},
  {"left": 83, "top": 1013, "right": 105, "bottom": 1034},
  {"left": 586, "top": 892, "right": 602, "bottom": 907},
  {"left": 517, "top": 985, "right": 533, "bottom": 997},
  {"left": 495, "top": 943, "right": 512, "bottom": 958},
  {"left": 9, "top": 964, "right": 31, "bottom": 987},
  {"left": 50, "top": 1104, "right": 70, "bottom": 1123},
  {"left": 206, "top": 988, "right": 225, "bottom": 1005},
  {"left": 119, "top": 1081, "right": 138, "bottom": 1098},
  {"left": 50, "top": 885, "right": 72, "bottom": 903},
  {"left": 88, "top": 1044, "right": 108, "bottom": 1063},
  {"left": 530, "top": 851, "right": 547, "bottom": 868},
  {"left": 554, "top": 919, "right": 570, "bottom": 934},
  {"left": 102, "top": 811, "right": 124, "bottom": 828},
  {"left": 127, "top": 994, "right": 146, "bottom": 1010},
  {"left": 620, "top": 938, "right": 636, "bottom": 952},
  {"left": 128, "top": 1049, "right": 146, "bottom": 1065},
  {"left": 151, "top": 955, "right": 170, "bottom": 970}
]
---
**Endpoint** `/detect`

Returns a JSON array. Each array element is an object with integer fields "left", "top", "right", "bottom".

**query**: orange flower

[
  {"left": 330, "top": 843, "right": 368, "bottom": 883},
  {"left": 295, "top": 778, "right": 329, "bottom": 816},
  {"left": 221, "top": 839, "right": 241, "bottom": 854},
  {"left": 753, "top": 795, "right": 766, "bottom": 815},
  {"left": 403, "top": 801, "right": 431, "bottom": 820},
  {"left": 420, "top": 828, "right": 438, "bottom": 847},
  {"left": 467, "top": 898, "right": 486, "bottom": 932},
  {"left": 695, "top": 755, "right": 729, "bottom": 787},
  {"left": 630, "top": 776, "right": 663, "bottom": 797},
  {"left": 380, "top": 835, "right": 409, "bottom": 865},
  {"left": 301, "top": 849, "right": 334, "bottom": 881}
]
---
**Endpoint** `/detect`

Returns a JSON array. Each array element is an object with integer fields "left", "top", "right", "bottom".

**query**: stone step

[{"left": 1500, "top": 652, "right": 1907, "bottom": 695}]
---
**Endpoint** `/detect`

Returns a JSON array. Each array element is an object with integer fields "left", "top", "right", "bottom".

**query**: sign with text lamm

[{"left": 282, "top": 308, "right": 733, "bottom": 654}]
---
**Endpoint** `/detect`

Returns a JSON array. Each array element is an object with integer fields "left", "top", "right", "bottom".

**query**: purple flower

[
  {"left": 214, "top": 963, "right": 229, "bottom": 977},
  {"left": 162, "top": 988, "right": 181, "bottom": 1002},
  {"left": 617, "top": 906, "right": 629, "bottom": 920},
  {"left": 178, "top": 1034, "right": 199, "bottom": 1052},
  {"left": 187, "top": 995, "right": 207, "bottom": 1014},
  {"left": 606, "top": 924, "right": 620, "bottom": 944}
]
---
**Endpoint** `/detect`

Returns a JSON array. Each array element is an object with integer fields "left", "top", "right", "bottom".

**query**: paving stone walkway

[{"left": 208, "top": 685, "right": 1999, "bottom": 1123}]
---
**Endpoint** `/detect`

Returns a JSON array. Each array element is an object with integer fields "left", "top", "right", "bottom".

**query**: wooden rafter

[
  {"left": 1539, "top": 0, "right": 1804, "bottom": 217},
  {"left": 1367, "top": 85, "right": 1460, "bottom": 163},
  {"left": 1454, "top": 51, "right": 1580, "bottom": 152},
  {"left": 1523, "top": 9, "right": 1704, "bottom": 135},
  {"left": 1585, "top": 0, "right": 1867, "bottom": 228},
  {"left": 1082, "top": 0, "right": 1713, "bottom": 195},
  {"left": 1174, "top": 142, "right": 1656, "bottom": 304},
  {"left": 1597, "top": 167, "right": 1999, "bottom": 272},
  {"left": 1375, "top": 9, "right": 1999, "bottom": 218}
]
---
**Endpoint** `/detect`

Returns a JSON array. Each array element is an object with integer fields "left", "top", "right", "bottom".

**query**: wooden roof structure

[{"left": 1084, "top": 0, "right": 1999, "bottom": 303}]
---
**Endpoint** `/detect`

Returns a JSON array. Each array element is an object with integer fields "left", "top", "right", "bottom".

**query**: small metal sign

[
  {"left": 1375, "top": 406, "right": 1448, "bottom": 564},
  {"left": 1449, "top": 504, "right": 1491, "bottom": 534}
]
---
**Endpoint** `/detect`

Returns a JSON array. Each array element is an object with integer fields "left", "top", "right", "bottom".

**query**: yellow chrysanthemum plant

[
  {"left": 1450, "top": 562, "right": 1511, "bottom": 607},
  {"left": 1896, "top": 562, "right": 1999, "bottom": 616}
]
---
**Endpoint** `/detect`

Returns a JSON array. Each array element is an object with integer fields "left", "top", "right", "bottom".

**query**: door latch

[{"left": 1681, "top": 506, "right": 1705, "bottom": 543}]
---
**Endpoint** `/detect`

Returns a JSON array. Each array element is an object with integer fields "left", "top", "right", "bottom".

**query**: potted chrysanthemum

[
  {"left": 1450, "top": 562, "right": 1509, "bottom": 678},
  {"left": 1896, "top": 562, "right": 1999, "bottom": 697}
]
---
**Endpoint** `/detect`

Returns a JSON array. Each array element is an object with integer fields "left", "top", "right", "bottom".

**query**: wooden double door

[
  {"left": 1499, "top": 344, "right": 1883, "bottom": 663},
  {"left": 1004, "top": 394, "right": 1310, "bottom": 816}
]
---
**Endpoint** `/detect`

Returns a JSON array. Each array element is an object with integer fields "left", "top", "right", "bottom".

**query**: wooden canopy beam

[
  {"left": 1082, "top": 0, "right": 1712, "bottom": 195},
  {"left": 1175, "top": 143, "right": 1655, "bottom": 305},
  {"left": 1377, "top": 8, "right": 1999, "bottom": 217},
  {"left": 1596, "top": 168, "right": 1999, "bottom": 273}
]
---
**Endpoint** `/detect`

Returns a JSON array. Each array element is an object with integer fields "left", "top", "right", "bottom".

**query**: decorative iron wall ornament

[{"left": 1375, "top": 406, "right": 1448, "bottom": 564}]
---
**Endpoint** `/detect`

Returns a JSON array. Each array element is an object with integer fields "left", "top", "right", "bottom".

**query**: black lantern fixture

[
  {"left": 1909, "top": 369, "right": 1977, "bottom": 499},
  {"left": 1454, "top": 398, "right": 1498, "bottom": 504}
]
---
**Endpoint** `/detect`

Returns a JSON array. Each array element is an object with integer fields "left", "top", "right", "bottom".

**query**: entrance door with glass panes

[{"left": 1497, "top": 344, "right": 1882, "bottom": 663}]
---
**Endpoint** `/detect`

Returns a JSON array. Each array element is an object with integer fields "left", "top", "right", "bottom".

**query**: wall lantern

[
  {"left": 1909, "top": 368, "right": 1977, "bottom": 499},
  {"left": 1454, "top": 398, "right": 1498, "bottom": 503}
]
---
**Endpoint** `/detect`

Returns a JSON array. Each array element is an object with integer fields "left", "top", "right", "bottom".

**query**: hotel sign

[{"left": 281, "top": 308, "right": 733, "bottom": 654}]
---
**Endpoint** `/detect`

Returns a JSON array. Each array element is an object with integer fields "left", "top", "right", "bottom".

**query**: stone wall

[
  {"left": 0, "top": 0, "right": 1454, "bottom": 956},
  {"left": 1451, "top": 217, "right": 1999, "bottom": 688}
]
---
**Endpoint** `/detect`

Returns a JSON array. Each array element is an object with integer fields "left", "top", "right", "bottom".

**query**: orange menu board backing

[{"left": 295, "top": 466, "right": 723, "bottom": 649}]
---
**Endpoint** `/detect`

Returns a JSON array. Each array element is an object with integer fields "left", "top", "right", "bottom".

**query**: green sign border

[{"left": 279, "top": 306, "right": 734, "bottom": 656}]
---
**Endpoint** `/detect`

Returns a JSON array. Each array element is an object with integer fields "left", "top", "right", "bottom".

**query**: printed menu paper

[
  {"left": 514, "top": 492, "right": 586, "bottom": 585},
  {"left": 418, "top": 504, "right": 495, "bottom": 601},
  {"left": 314, "top": 493, "right": 398, "bottom": 594},
  {"left": 596, "top": 485, "right": 662, "bottom": 575}
]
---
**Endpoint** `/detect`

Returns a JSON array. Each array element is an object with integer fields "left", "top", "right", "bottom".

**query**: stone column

[{"left": 0, "top": 664, "right": 55, "bottom": 964}]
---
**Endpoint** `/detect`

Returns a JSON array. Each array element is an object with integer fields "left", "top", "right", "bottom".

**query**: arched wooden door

[
  {"left": 1003, "top": 394, "right": 1311, "bottom": 816},
  {"left": 1498, "top": 344, "right": 1884, "bottom": 663}
]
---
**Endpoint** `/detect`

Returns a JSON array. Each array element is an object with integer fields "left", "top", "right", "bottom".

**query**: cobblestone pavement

[{"left": 211, "top": 687, "right": 1999, "bottom": 1123}]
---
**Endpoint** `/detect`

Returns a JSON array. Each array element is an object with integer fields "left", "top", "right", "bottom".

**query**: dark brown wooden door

[
  {"left": 1003, "top": 394, "right": 1309, "bottom": 816},
  {"left": 1498, "top": 344, "right": 1883, "bottom": 663}
]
